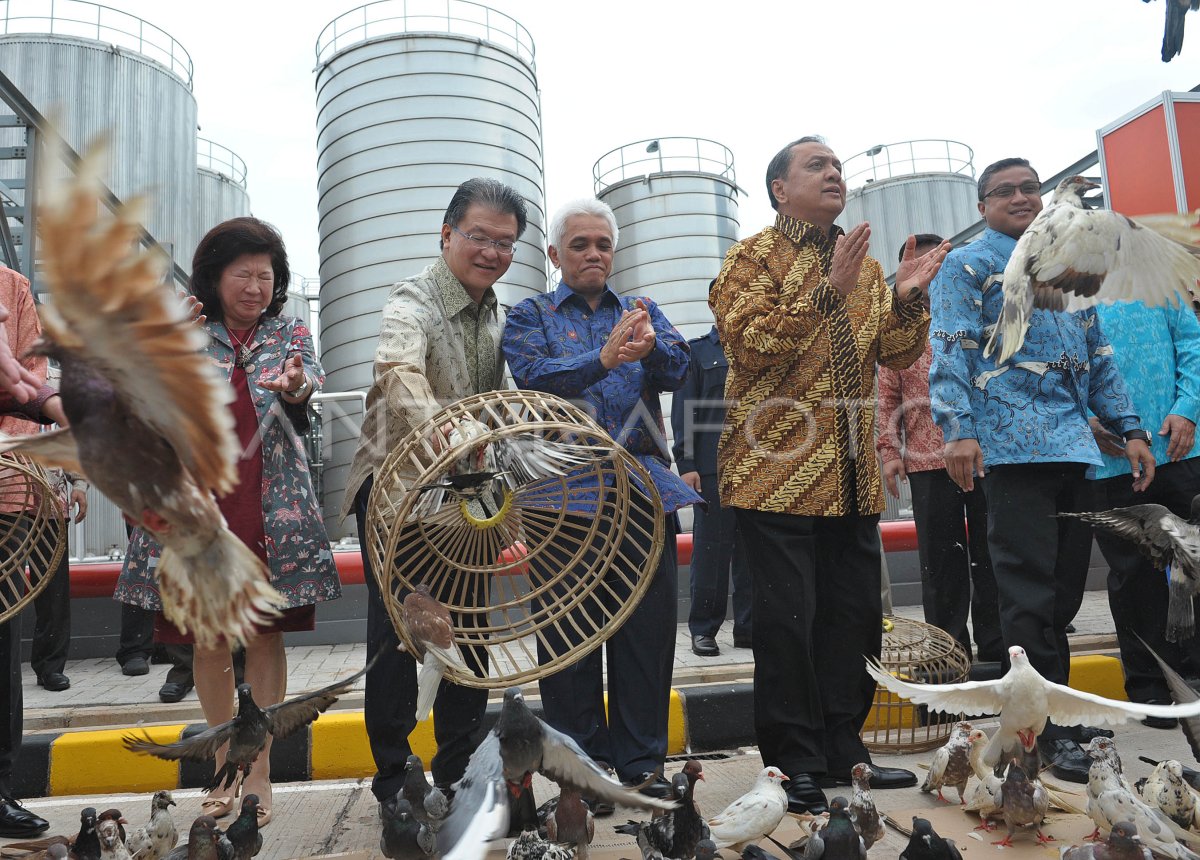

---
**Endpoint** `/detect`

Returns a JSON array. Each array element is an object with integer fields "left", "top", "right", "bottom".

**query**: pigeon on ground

[
  {"left": 380, "top": 797, "right": 429, "bottom": 860},
  {"left": 680, "top": 761, "right": 705, "bottom": 814},
  {"left": 163, "top": 817, "right": 231, "bottom": 860},
  {"left": 986, "top": 175, "right": 1200, "bottom": 364},
  {"left": 846, "top": 763, "right": 884, "bottom": 850},
  {"left": 126, "top": 791, "right": 178, "bottom": 860},
  {"left": 962, "top": 729, "right": 1003, "bottom": 830},
  {"left": 402, "top": 589, "right": 469, "bottom": 722},
  {"left": 1137, "top": 634, "right": 1200, "bottom": 766},
  {"left": 3, "top": 808, "right": 100, "bottom": 860},
  {"left": 45, "top": 848, "right": 67, "bottom": 860},
  {"left": 505, "top": 831, "right": 574, "bottom": 860},
  {"left": 1136, "top": 760, "right": 1200, "bottom": 829},
  {"left": 706, "top": 766, "right": 788, "bottom": 853},
  {"left": 0, "top": 147, "right": 281, "bottom": 647},
  {"left": 402, "top": 754, "right": 449, "bottom": 832},
  {"left": 96, "top": 821, "right": 129, "bottom": 860},
  {"left": 899, "top": 817, "right": 962, "bottom": 860},
  {"left": 867, "top": 645, "right": 1200, "bottom": 768},
  {"left": 920, "top": 722, "right": 973, "bottom": 803},
  {"left": 801, "top": 797, "right": 864, "bottom": 860},
  {"left": 993, "top": 760, "right": 1052, "bottom": 846},
  {"left": 96, "top": 813, "right": 127, "bottom": 848},
  {"left": 123, "top": 661, "right": 368, "bottom": 790},
  {"left": 1061, "top": 820, "right": 1153, "bottom": 859},
  {"left": 616, "top": 772, "right": 708, "bottom": 860},
  {"left": 1060, "top": 497, "right": 1200, "bottom": 641},
  {"left": 695, "top": 840, "right": 717, "bottom": 860},
  {"left": 438, "top": 688, "right": 674, "bottom": 860},
  {"left": 545, "top": 787, "right": 593, "bottom": 860},
  {"left": 1146, "top": 0, "right": 1200, "bottom": 61},
  {"left": 222, "top": 796, "right": 261, "bottom": 860}
]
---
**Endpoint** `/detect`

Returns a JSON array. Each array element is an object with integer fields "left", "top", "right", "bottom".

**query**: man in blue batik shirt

[
  {"left": 503, "top": 197, "right": 701, "bottom": 806},
  {"left": 1088, "top": 299, "right": 1200, "bottom": 722},
  {"left": 929, "top": 157, "right": 1154, "bottom": 784}
]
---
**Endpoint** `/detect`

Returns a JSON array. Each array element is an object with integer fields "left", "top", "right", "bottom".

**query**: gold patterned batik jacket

[{"left": 708, "top": 214, "right": 930, "bottom": 517}]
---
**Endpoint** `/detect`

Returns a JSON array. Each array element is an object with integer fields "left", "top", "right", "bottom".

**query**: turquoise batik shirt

[
  {"left": 928, "top": 227, "right": 1140, "bottom": 469},
  {"left": 1090, "top": 300, "right": 1200, "bottom": 479}
]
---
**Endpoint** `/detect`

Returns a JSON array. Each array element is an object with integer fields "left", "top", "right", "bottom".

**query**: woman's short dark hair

[{"left": 190, "top": 217, "right": 290, "bottom": 320}]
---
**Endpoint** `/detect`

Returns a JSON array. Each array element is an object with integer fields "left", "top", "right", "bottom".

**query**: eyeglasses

[
  {"left": 982, "top": 181, "right": 1042, "bottom": 201},
  {"left": 452, "top": 227, "right": 516, "bottom": 256}
]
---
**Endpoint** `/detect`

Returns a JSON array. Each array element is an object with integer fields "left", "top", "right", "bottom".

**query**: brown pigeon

[
  {"left": 545, "top": 787, "right": 593, "bottom": 860},
  {"left": 1062, "top": 820, "right": 1152, "bottom": 858},
  {"left": 993, "top": 760, "right": 1051, "bottom": 846},
  {"left": 920, "top": 722, "right": 973, "bottom": 803},
  {"left": 0, "top": 144, "right": 279, "bottom": 648},
  {"left": 402, "top": 586, "right": 468, "bottom": 722}
]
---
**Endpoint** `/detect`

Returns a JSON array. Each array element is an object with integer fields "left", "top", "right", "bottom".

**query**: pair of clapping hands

[{"left": 600, "top": 298, "right": 657, "bottom": 370}]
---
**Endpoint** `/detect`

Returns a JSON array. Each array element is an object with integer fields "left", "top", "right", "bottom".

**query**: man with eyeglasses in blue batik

[
  {"left": 343, "top": 177, "right": 527, "bottom": 811},
  {"left": 929, "top": 157, "right": 1153, "bottom": 785}
]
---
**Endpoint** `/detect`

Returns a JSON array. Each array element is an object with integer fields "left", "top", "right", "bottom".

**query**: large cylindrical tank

[
  {"left": 314, "top": 2, "right": 547, "bottom": 531},
  {"left": 593, "top": 137, "right": 739, "bottom": 342},
  {"left": 837, "top": 140, "right": 979, "bottom": 281},
  {"left": 0, "top": 2, "right": 198, "bottom": 272},
  {"left": 194, "top": 138, "right": 250, "bottom": 251}
]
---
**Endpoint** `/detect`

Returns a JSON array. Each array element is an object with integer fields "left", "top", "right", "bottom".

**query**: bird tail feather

[
  {"left": 158, "top": 526, "right": 281, "bottom": 649},
  {"left": 1167, "top": 579, "right": 1196, "bottom": 643},
  {"left": 205, "top": 760, "right": 241, "bottom": 793},
  {"left": 415, "top": 656, "right": 441, "bottom": 723}
]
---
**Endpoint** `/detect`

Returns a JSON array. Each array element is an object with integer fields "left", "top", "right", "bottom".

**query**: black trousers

[
  {"left": 909, "top": 469, "right": 1003, "bottom": 661},
  {"left": 1096, "top": 457, "right": 1200, "bottom": 702},
  {"left": 735, "top": 507, "right": 881, "bottom": 775},
  {"left": 30, "top": 528, "right": 71, "bottom": 679},
  {"left": 355, "top": 477, "right": 488, "bottom": 801},
  {"left": 982, "top": 463, "right": 1095, "bottom": 696},
  {"left": 116, "top": 604, "right": 194, "bottom": 685},
  {"left": 537, "top": 504, "right": 678, "bottom": 782},
  {"left": 687, "top": 474, "right": 751, "bottom": 640},
  {"left": 0, "top": 514, "right": 31, "bottom": 798}
]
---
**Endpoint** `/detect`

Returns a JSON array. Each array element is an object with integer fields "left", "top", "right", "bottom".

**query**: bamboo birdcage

[
  {"left": 365, "top": 390, "right": 665, "bottom": 688},
  {"left": 0, "top": 454, "right": 68, "bottom": 624},
  {"left": 862, "top": 615, "right": 971, "bottom": 753}
]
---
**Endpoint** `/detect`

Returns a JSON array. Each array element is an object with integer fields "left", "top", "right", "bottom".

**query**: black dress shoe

[
  {"left": 37, "top": 672, "right": 70, "bottom": 691},
  {"left": 1075, "top": 726, "right": 1114, "bottom": 741},
  {"left": 1038, "top": 737, "right": 1090, "bottom": 784},
  {"left": 0, "top": 796, "right": 49, "bottom": 838},
  {"left": 782, "top": 774, "right": 828, "bottom": 815},
  {"left": 121, "top": 656, "right": 150, "bottom": 676},
  {"left": 819, "top": 764, "right": 917, "bottom": 789},
  {"left": 159, "top": 681, "right": 193, "bottom": 703},
  {"left": 691, "top": 635, "right": 719, "bottom": 657},
  {"left": 1139, "top": 699, "right": 1179, "bottom": 730}
]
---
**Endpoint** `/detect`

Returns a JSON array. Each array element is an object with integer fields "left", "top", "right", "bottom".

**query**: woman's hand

[{"left": 262, "top": 354, "right": 310, "bottom": 401}]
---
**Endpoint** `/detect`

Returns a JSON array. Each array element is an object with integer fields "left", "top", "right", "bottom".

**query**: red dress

[{"left": 156, "top": 331, "right": 314, "bottom": 644}]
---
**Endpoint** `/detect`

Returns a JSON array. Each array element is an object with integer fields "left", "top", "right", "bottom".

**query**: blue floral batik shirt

[
  {"left": 502, "top": 282, "right": 702, "bottom": 515},
  {"left": 928, "top": 227, "right": 1140, "bottom": 468}
]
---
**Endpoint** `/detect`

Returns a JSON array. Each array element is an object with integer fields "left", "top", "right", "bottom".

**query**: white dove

[
  {"left": 125, "top": 790, "right": 178, "bottom": 860},
  {"left": 867, "top": 645, "right": 1200, "bottom": 769},
  {"left": 962, "top": 729, "right": 1004, "bottom": 831},
  {"left": 920, "top": 721, "right": 974, "bottom": 803},
  {"left": 986, "top": 175, "right": 1200, "bottom": 364},
  {"left": 706, "top": 766, "right": 788, "bottom": 852}
]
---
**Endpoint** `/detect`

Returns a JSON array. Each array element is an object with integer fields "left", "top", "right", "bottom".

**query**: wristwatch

[
  {"left": 288, "top": 375, "right": 311, "bottom": 399},
  {"left": 1123, "top": 429, "right": 1152, "bottom": 444}
]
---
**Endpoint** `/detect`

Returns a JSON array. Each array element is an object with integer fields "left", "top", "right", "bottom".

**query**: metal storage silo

[
  {"left": 0, "top": 1, "right": 198, "bottom": 271},
  {"left": 837, "top": 139, "right": 979, "bottom": 282},
  {"left": 314, "top": 1, "right": 547, "bottom": 531},
  {"left": 195, "top": 138, "right": 250, "bottom": 250},
  {"left": 593, "top": 137, "right": 739, "bottom": 341}
]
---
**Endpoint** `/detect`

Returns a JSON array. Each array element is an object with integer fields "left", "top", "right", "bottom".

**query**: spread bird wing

[
  {"left": 866, "top": 658, "right": 1008, "bottom": 714},
  {"left": 493, "top": 435, "right": 614, "bottom": 489},
  {"left": 538, "top": 721, "right": 675, "bottom": 812},
  {"left": 1061, "top": 505, "right": 1179, "bottom": 568},
  {"left": 1136, "top": 633, "right": 1200, "bottom": 763},
  {"left": 0, "top": 428, "right": 84, "bottom": 474},
  {"left": 438, "top": 732, "right": 509, "bottom": 860},
  {"left": 122, "top": 722, "right": 236, "bottom": 763},
  {"left": 1039, "top": 675, "right": 1200, "bottom": 727},
  {"left": 264, "top": 661, "right": 370, "bottom": 738},
  {"left": 36, "top": 142, "right": 238, "bottom": 495}
]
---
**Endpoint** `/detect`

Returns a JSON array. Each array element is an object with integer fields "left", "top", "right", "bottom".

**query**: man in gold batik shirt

[{"left": 709, "top": 135, "right": 948, "bottom": 814}]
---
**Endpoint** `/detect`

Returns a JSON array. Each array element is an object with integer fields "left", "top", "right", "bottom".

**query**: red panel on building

[{"left": 1098, "top": 91, "right": 1200, "bottom": 216}]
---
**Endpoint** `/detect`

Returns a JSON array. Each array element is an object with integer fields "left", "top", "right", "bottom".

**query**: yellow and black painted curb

[{"left": 13, "top": 656, "right": 1126, "bottom": 798}]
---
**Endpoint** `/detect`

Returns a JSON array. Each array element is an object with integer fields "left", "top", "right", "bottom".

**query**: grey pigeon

[
  {"left": 899, "top": 817, "right": 963, "bottom": 860},
  {"left": 847, "top": 763, "right": 884, "bottom": 850},
  {"left": 545, "top": 787, "right": 593, "bottom": 860},
  {"left": 505, "top": 831, "right": 574, "bottom": 860},
  {"left": 223, "top": 796, "right": 262, "bottom": 860},
  {"left": 402, "top": 755, "right": 449, "bottom": 832},
  {"left": 801, "top": 797, "right": 864, "bottom": 860},
  {"left": 402, "top": 589, "right": 468, "bottom": 722},
  {"left": 124, "top": 660, "right": 370, "bottom": 790},
  {"left": 126, "top": 791, "right": 178, "bottom": 860},
  {"left": 694, "top": 840, "right": 717, "bottom": 860},
  {"left": 438, "top": 688, "right": 674, "bottom": 860},
  {"left": 380, "top": 797, "right": 427, "bottom": 860},
  {"left": 47, "top": 848, "right": 68, "bottom": 860},
  {"left": 1059, "top": 497, "right": 1200, "bottom": 641},
  {"left": 994, "top": 760, "right": 1051, "bottom": 846},
  {"left": 95, "top": 820, "right": 129, "bottom": 860},
  {"left": 616, "top": 773, "right": 707, "bottom": 860},
  {"left": 163, "top": 817, "right": 228, "bottom": 860},
  {"left": 1136, "top": 633, "right": 1200, "bottom": 767},
  {"left": 1062, "top": 820, "right": 1153, "bottom": 859}
]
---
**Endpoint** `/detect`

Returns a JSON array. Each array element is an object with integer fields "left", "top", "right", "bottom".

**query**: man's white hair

[{"left": 548, "top": 198, "right": 619, "bottom": 250}]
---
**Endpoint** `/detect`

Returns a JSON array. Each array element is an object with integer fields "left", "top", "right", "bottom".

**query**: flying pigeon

[
  {"left": 1136, "top": 760, "right": 1200, "bottom": 829},
  {"left": 994, "top": 760, "right": 1052, "bottom": 846},
  {"left": 985, "top": 175, "right": 1200, "bottom": 364},
  {"left": 920, "top": 722, "right": 973, "bottom": 803},
  {"left": 380, "top": 797, "right": 429, "bottom": 860},
  {"left": 411, "top": 417, "right": 614, "bottom": 520},
  {"left": 1060, "top": 497, "right": 1200, "bottom": 641},
  {"left": 867, "top": 645, "right": 1200, "bottom": 768},
  {"left": 1136, "top": 634, "right": 1200, "bottom": 764},
  {"left": 123, "top": 661, "right": 368, "bottom": 790},
  {"left": 222, "top": 796, "right": 262, "bottom": 860},
  {"left": 1145, "top": 0, "right": 1200, "bottom": 61},
  {"left": 846, "top": 763, "right": 884, "bottom": 851},
  {"left": 1061, "top": 820, "right": 1153, "bottom": 859},
  {"left": 706, "top": 766, "right": 788, "bottom": 853},
  {"left": 95, "top": 820, "right": 129, "bottom": 860},
  {"left": 0, "top": 143, "right": 280, "bottom": 648},
  {"left": 438, "top": 688, "right": 675, "bottom": 860},
  {"left": 616, "top": 772, "right": 708, "bottom": 860},
  {"left": 402, "top": 588, "right": 469, "bottom": 722},
  {"left": 545, "top": 787, "right": 593, "bottom": 860},
  {"left": 505, "top": 831, "right": 574, "bottom": 860},
  {"left": 898, "top": 817, "right": 962, "bottom": 860},
  {"left": 125, "top": 791, "right": 178, "bottom": 860}
]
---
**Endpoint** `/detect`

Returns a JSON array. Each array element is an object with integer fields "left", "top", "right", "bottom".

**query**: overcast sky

[{"left": 106, "top": 0, "right": 1198, "bottom": 282}]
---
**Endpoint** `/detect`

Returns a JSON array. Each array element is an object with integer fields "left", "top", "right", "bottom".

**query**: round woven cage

[
  {"left": 861, "top": 615, "right": 971, "bottom": 754},
  {"left": 0, "top": 454, "right": 68, "bottom": 624},
  {"left": 365, "top": 390, "right": 665, "bottom": 688}
]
